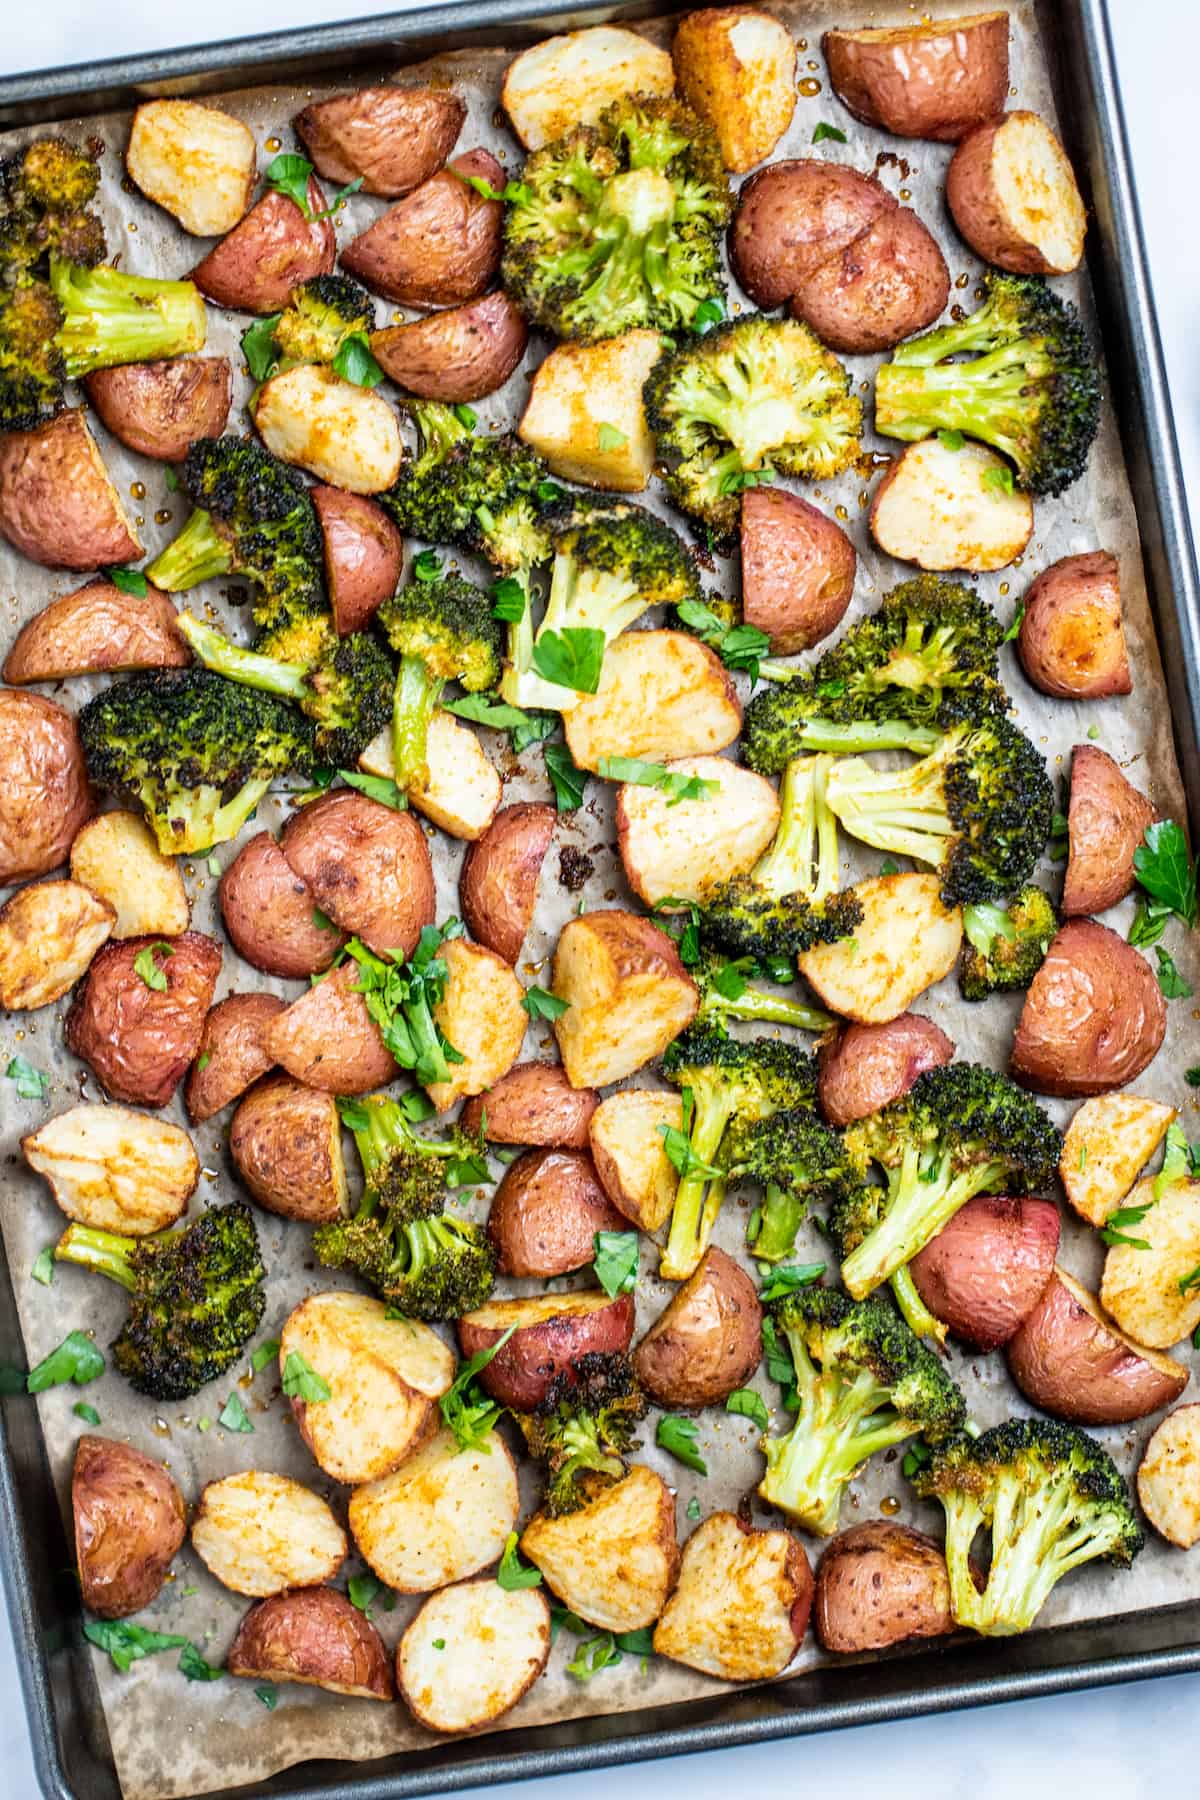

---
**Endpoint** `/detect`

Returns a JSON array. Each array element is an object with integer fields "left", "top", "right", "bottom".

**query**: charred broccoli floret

[
  {"left": 959, "top": 884, "right": 1059, "bottom": 1001},
  {"left": 518, "top": 1352, "right": 647, "bottom": 1515},
  {"left": 377, "top": 571, "right": 503, "bottom": 786},
  {"left": 808, "top": 577, "right": 1007, "bottom": 725},
  {"left": 249, "top": 272, "right": 376, "bottom": 375},
  {"left": 911, "top": 1419, "right": 1143, "bottom": 1635},
  {"left": 502, "top": 96, "right": 730, "bottom": 342},
  {"left": 874, "top": 272, "right": 1101, "bottom": 496},
  {"left": 644, "top": 315, "right": 862, "bottom": 539},
  {"left": 313, "top": 1207, "right": 495, "bottom": 1321},
  {"left": 53, "top": 1203, "right": 266, "bottom": 1401},
  {"left": 339, "top": 1093, "right": 486, "bottom": 1219},
  {"left": 0, "top": 135, "right": 105, "bottom": 276},
  {"left": 728, "top": 1107, "right": 855, "bottom": 1264},
  {"left": 78, "top": 668, "right": 314, "bottom": 855},
  {"left": 692, "top": 949, "right": 836, "bottom": 1035},
  {"left": 758, "top": 1285, "right": 965, "bottom": 1536}
]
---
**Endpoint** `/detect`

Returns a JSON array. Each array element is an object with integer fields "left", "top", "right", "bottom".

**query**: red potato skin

[
  {"left": 634, "top": 1246, "right": 763, "bottom": 1408},
  {"left": 192, "top": 178, "right": 336, "bottom": 314},
  {"left": 83, "top": 356, "right": 233, "bottom": 462},
  {"left": 1007, "top": 1269, "right": 1188, "bottom": 1425},
  {"left": 461, "top": 1063, "right": 598, "bottom": 1149},
  {"left": 814, "top": 1522, "right": 952, "bottom": 1654},
  {"left": 946, "top": 112, "right": 1085, "bottom": 275},
  {"left": 266, "top": 960, "right": 399, "bottom": 1094},
  {"left": 66, "top": 931, "right": 222, "bottom": 1108},
  {"left": 822, "top": 15, "right": 1011, "bottom": 142},
  {"left": 818, "top": 1013, "right": 954, "bottom": 1126},
  {"left": 909, "top": 1195, "right": 1061, "bottom": 1350},
  {"left": 294, "top": 86, "right": 466, "bottom": 198},
  {"left": 310, "top": 486, "right": 403, "bottom": 637},
  {"left": 788, "top": 205, "right": 950, "bottom": 354},
  {"left": 72, "top": 1435, "right": 186, "bottom": 1620},
  {"left": 1062, "top": 744, "right": 1156, "bottom": 917},
  {"left": 0, "top": 411, "right": 140, "bottom": 569},
  {"left": 1010, "top": 919, "right": 1167, "bottom": 1098},
  {"left": 370, "top": 290, "right": 529, "bottom": 402},
  {"left": 2, "top": 578, "right": 190, "bottom": 684},
  {"left": 728, "top": 159, "right": 894, "bottom": 310},
  {"left": 460, "top": 802, "right": 555, "bottom": 964},
  {"left": 457, "top": 1292, "right": 637, "bottom": 1411},
  {"left": 341, "top": 150, "right": 504, "bottom": 309},
  {"left": 741, "top": 488, "right": 856, "bottom": 654},
  {"left": 184, "top": 991, "right": 284, "bottom": 1123},
  {"left": 219, "top": 831, "right": 346, "bottom": 979},
  {"left": 227, "top": 1587, "right": 395, "bottom": 1699},
  {"left": 281, "top": 788, "right": 436, "bottom": 959},
  {"left": 487, "top": 1149, "right": 627, "bottom": 1277},
  {"left": 1018, "top": 552, "right": 1131, "bottom": 700},
  {"left": 0, "top": 690, "right": 93, "bottom": 885}
]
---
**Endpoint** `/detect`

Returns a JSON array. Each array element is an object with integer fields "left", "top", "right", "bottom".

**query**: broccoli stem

[
  {"left": 824, "top": 744, "right": 955, "bottom": 868},
  {"left": 751, "top": 755, "right": 842, "bottom": 904},
  {"left": 559, "top": 1415, "right": 624, "bottom": 1484},
  {"left": 775, "top": 718, "right": 942, "bottom": 757},
  {"left": 750, "top": 1182, "right": 807, "bottom": 1263},
  {"left": 840, "top": 1146, "right": 1007, "bottom": 1300},
  {"left": 49, "top": 258, "right": 207, "bottom": 377},
  {"left": 392, "top": 654, "right": 445, "bottom": 787},
  {"left": 889, "top": 1264, "right": 947, "bottom": 1345},
  {"left": 702, "top": 982, "right": 834, "bottom": 1033},
  {"left": 874, "top": 355, "right": 1034, "bottom": 465},
  {"left": 956, "top": 1472, "right": 1123, "bottom": 1635},
  {"left": 661, "top": 1092, "right": 736, "bottom": 1280},
  {"left": 54, "top": 1222, "right": 138, "bottom": 1292},
  {"left": 176, "top": 614, "right": 310, "bottom": 702},
  {"left": 137, "top": 772, "right": 274, "bottom": 857},
  {"left": 759, "top": 1352, "right": 918, "bottom": 1535},
  {"left": 146, "top": 508, "right": 234, "bottom": 593},
  {"left": 962, "top": 902, "right": 1015, "bottom": 957}
]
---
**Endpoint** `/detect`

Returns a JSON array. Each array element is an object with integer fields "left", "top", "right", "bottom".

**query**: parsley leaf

[
  {"left": 1135, "top": 820, "right": 1198, "bottom": 928},
  {"left": 656, "top": 1413, "right": 707, "bottom": 1475},
  {"left": 1155, "top": 945, "right": 1193, "bottom": 999},
  {"left": 347, "top": 1572, "right": 394, "bottom": 1617},
  {"left": 651, "top": 897, "right": 702, "bottom": 966},
  {"left": 597, "top": 422, "right": 628, "bottom": 451},
  {"left": 217, "top": 1392, "right": 254, "bottom": 1434},
  {"left": 342, "top": 926, "right": 466, "bottom": 1087},
  {"left": 759, "top": 1262, "right": 825, "bottom": 1303},
  {"left": 241, "top": 313, "right": 282, "bottom": 382},
  {"left": 531, "top": 626, "right": 605, "bottom": 694},
  {"left": 453, "top": 403, "right": 477, "bottom": 430},
  {"left": 459, "top": 173, "right": 533, "bottom": 205},
  {"left": 686, "top": 1495, "right": 702, "bottom": 1520},
  {"left": 691, "top": 297, "right": 724, "bottom": 333},
  {"left": 491, "top": 575, "right": 526, "bottom": 622},
  {"left": 256, "top": 1684, "right": 278, "bottom": 1709},
  {"left": 281, "top": 1351, "right": 331, "bottom": 1404},
  {"left": 659, "top": 1091, "right": 721, "bottom": 1182},
  {"left": 1001, "top": 603, "right": 1025, "bottom": 643},
  {"left": 981, "top": 464, "right": 1015, "bottom": 495},
  {"left": 592, "top": 1230, "right": 639, "bottom": 1299},
  {"left": 30, "top": 1247, "right": 54, "bottom": 1287},
  {"left": 73, "top": 1401, "right": 101, "bottom": 1426},
  {"left": 178, "top": 1643, "right": 221, "bottom": 1682},
  {"left": 726, "top": 1388, "right": 769, "bottom": 1431},
  {"left": 812, "top": 121, "right": 848, "bottom": 145},
  {"left": 674, "top": 598, "right": 771, "bottom": 680},
  {"left": 331, "top": 333, "right": 384, "bottom": 388},
  {"left": 902, "top": 1441, "right": 933, "bottom": 1480},
  {"left": 597, "top": 755, "right": 718, "bottom": 805},
  {"left": 544, "top": 743, "right": 588, "bottom": 811},
  {"left": 565, "top": 1633, "right": 623, "bottom": 1681},
  {"left": 27, "top": 1330, "right": 104, "bottom": 1393},
  {"left": 264, "top": 152, "right": 317, "bottom": 213},
  {"left": 6, "top": 1054, "right": 48, "bottom": 1100},
  {"left": 337, "top": 769, "right": 407, "bottom": 809},
  {"left": 84, "top": 1619, "right": 189, "bottom": 1674},
  {"left": 523, "top": 985, "right": 569, "bottom": 1021},
  {"left": 107, "top": 565, "right": 148, "bottom": 597},
  {"left": 439, "top": 1326, "right": 515, "bottom": 1452},
  {"left": 412, "top": 548, "right": 442, "bottom": 583},
  {"left": 443, "top": 693, "right": 532, "bottom": 730},
  {"left": 250, "top": 1339, "right": 280, "bottom": 1374},
  {"left": 718, "top": 466, "right": 775, "bottom": 497},
  {"left": 1128, "top": 894, "right": 1171, "bottom": 949},
  {"left": 133, "top": 941, "right": 174, "bottom": 991},
  {"left": 936, "top": 428, "right": 965, "bottom": 451},
  {"left": 497, "top": 1531, "right": 543, "bottom": 1590}
]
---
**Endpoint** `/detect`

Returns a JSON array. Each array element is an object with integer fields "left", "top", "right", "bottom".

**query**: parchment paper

[{"left": 2, "top": 3, "right": 1198, "bottom": 1795}]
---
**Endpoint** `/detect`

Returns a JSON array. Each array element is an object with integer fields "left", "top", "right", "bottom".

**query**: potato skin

[
  {"left": 83, "top": 356, "right": 232, "bottom": 462},
  {"left": 227, "top": 1587, "right": 394, "bottom": 1700},
  {"left": 0, "top": 690, "right": 93, "bottom": 884},
  {"left": 66, "top": 931, "right": 222, "bottom": 1108},
  {"left": 266, "top": 961, "right": 399, "bottom": 1095},
  {"left": 818, "top": 1013, "right": 954, "bottom": 1126},
  {"left": 220, "top": 830, "right": 345, "bottom": 979},
  {"left": 488, "top": 1148, "right": 626, "bottom": 1278},
  {"left": 635, "top": 1247, "right": 762, "bottom": 1407},
  {"left": 462, "top": 1062, "right": 598, "bottom": 1150},
  {"left": 192, "top": 178, "right": 336, "bottom": 314},
  {"left": 3, "top": 578, "right": 189, "bottom": 684},
  {"left": 908, "top": 1195, "right": 1060, "bottom": 1350},
  {"left": 729, "top": 158, "right": 894, "bottom": 310},
  {"left": 231, "top": 1074, "right": 348, "bottom": 1223},
  {"left": 1063, "top": 745, "right": 1156, "bottom": 917},
  {"left": 311, "top": 486, "right": 403, "bottom": 637},
  {"left": 814, "top": 1521, "right": 952, "bottom": 1655},
  {"left": 281, "top": 788, "right": 435, "bottom": 958},
  {"left": 371, "top": 290, "right": 528, "bottom": 402},
  {"left": 0, "top": 410, "right": 140, "bottom": 569},
  {"left": 73, "top": 1435, "right": 186, "bottom": 1620},
  {"left": 946, "top": 110, "right": 1086, "bottom": 275},
  {"left": 1011, "top": 919, "right": 1167, "bottom": 1098},
  {"left": 295, "top": 85, "right": 466, "bottom": 197},
  {"left": 1018, "top": 552, "right": 1131, "bottom": 699},
  {"left": 342, "top": 150, "right": 504, "bottom": 309},
  {"left": 185, "top": 991, "right": 284, "bottom": 1123},
  {"left": 822, "top": 13, "right": 1010, "bottom": 142},
  {"left": 460, "top": 802, "right": 555, "bottom": 964},
  {"left": 457, "top": 1290, "right": 636, "bottom": 1411},
  {"left": 741, "top": 488, "right": 856, "bottom": 654},
  {"left": 788, "top": 204, "right": 949, "bottom": 355},
  {"left": 1006, "top": 1267, "right": 1188, "bottom": 1425}
]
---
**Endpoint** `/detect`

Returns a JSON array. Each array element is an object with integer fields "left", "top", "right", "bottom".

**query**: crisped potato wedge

[
  {"left": 0, "top": 690, "right": 93, "bottom": 885},
  {"left": 280, "top": 1290, "right": 455, "bottom": 1484},
  {"left": 3, "top": 578, "right": 189, "bottom": 684},
  {"left": 1138, "top": 1407, "right": 1200, "bottom": 1549},
  {"left": 458, "top": 1290, "right": 636, "bottom": 1412},
  {"left": 551, "top": 910, "right": 699, "bottom": 1088},
  {"left": 371, "top": 291, "right": 528, "bottom": 404},
  {"left": 253, "top": 364, "right": 403, "bottom": 495},
  {"left": 502, "top": 26, "right": 675, "bottom": 150},
  {"left": 1018, "top": 551, "right": 1131, "bottom": 700},
  {"left": 295, "top": 85, "right": 466, "bottom": 197},
  {"left": 70, "top": 810, "right": 190, "bottom": 941},
  {"left": 349, "top": 1428, "right": 519, "bottom": 1592},
  {"left": 192, "top": 179, "right": 336, "bottom": 314},
  {"left": 654, "top": 1512, "right": 811, "bottom": 1679},
  {"left": 0, "top": 879, "right": 113, "bottom": 1010},
  {"left": 822, "top": 13, "right": 1010, "bottom": 142},
  {"left": 564, "top": 631, "right": 740, "bottom": 772},
  {"left": 342, "top": 151, "right": 504, "bottom": 309},
  {"left": 228, "top": 1587, "right": 393, "bottom": 1699},
  {"left": 192, "top": 1472, "right": 347, "bottom": 1598},
  {"left": 83, "top": 356, "right": 233, "bottom": 464},
  {"left": 73, "top": 1436, "right": 186, "bottom": 1620},
  {"left": 616, "top": 755, "right": 780, "bottom": 908},
  {"left": 280, "top": 788, "right": 435, "bottom": 959},
  {"left": 815, "top": 1521, "right": 952, "bottom": 1654},
  {"left": 426, "top": 937, "right": 528, "bottom": 1111},
  {"left": 521, "top": 1465, "right": 678, "bottom": 1633},
  {"left": 219, "top": 830, "right": 345, "bottom": 980},
  {"left": 672, "top": 8, "right": 796, "bottom": 173},
  {"left": 1007, "top": 1267, "right": 1188, "bottom": 1425},
  {"left": 869, "top": 437, "right": 1034, "bottom": 572},
  {"left": 184, "top": 992, "right": 283, "bottom": 1123},
  {"left": 519, "top": 331, "right": 663, "bottom": 491},
  {"left": 588, "top": 1089, "right": 682, "bottom": 1232},
  {"left": 230, "top": 1074, "right": 348, "bottom": 1222},
  {"left": 266, "top": 962, "right": 398, "bottom": 1095},
  {"left": 66, "top": 932, "right": 222, "bottom": 1109},
  {"left": 1101, "top": 1174, "right": 1200, "bottom": 1350},
  {"left": 798, "top": 874, "right": 962, "bottom": 1025},
  {"left": 397, "top": 1580, "right": 550, "bottom": 1735},
  {"left": 818, "top": 1013, "right": 954, "bottom": 1126},
  {"left": 360, "top": 712, "right": 502, "bottom": 842},
  {"left": 635, "top": 1247, "right": 762, "bottom": 1406},
  {"left": 127, "top": 100, "right": 257, "bottom": 236},
  {"left": 461, "top": 1062, "right": 598, "bottom": 1151},
  {"left": 22, "top": 1103, "right": 197, "bottom": 1235},
  {"left": 459, "top": 802, "right": 555, "bottom": 962},
  {"left": 0, "top": 409, "right": 141, "bottom": 570},
  {"left": 311, "top": 486, "right": 403, "bottom": 637},
  {"left": 1061, "top": 1094, "right": 1176, "bottom": 1227},
  {"left": 948, "top": 110, "right": 1086, "bottom": 275}
]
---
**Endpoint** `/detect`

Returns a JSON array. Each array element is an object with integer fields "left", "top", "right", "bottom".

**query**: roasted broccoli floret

[
  {"left": 339, "top": 1093, "right": 485, "bottom": 1219},
  {"left": 809, "top": 577, "right": 1007, "bottom": 726},
  {"left": 834, "top": 1063, "right": 1061, "bottom": 1339},
  {"left": 251, "top": 272, "right": 376, "bottom": 374},
  {"left": 728, "top": 1107, "right": 855, "bottom": 1264},
  {"left": 874, "top": 272, "right": 1101, "bottom": 496},
  {"left": 376, "top": 572, "right": 503, "bottom": 786},
  {"left": 742, "top": 681, "right": 944, "bottom": 775},
  {"left": 502, "top": 95, "right": 730, "bottom": 342},
  {"left": 911, "top": 1419, "right": 1143, "bottom": 1635},
  {"left": 659, "top": 1026, "right": 816, "bottom": 1280},
  {"left": 959, "top": 884, "right": 1059, "bottom": 1001},
  {"left": 0, "top": 135, "right": 105, "bottom": 276},
  {"left": 78, "top": 668, "right": 314, "bottom": 855},
  {"left": 758, "top": 1286, "right": 965, "bottom": 1536},
  {"left": 313, "top": 1206, "right": 495, "bottom": 1321},
  {"left": 518, "top": 1352, "right": 647, "bottom": 1515},
  {"left": 693, "top": 949, "right": 836, "bottom": 1035},
  {"left": 53, "top": 1203, "right": 266, "bottom": 1401},
  {"left": 644, "top": 315, "right": 862, "bottom": 539}
]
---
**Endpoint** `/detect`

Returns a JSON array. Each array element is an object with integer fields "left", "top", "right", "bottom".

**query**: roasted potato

[
  {"left": 551, "top": 910, "right": 699, "bottom": 1089},
  {"left": 823, "top": 12, "right": 1010, "bottom": 141},
  {"left": 518, "top": 331, "right": 663, "bottom": 491},
  {"left": 1060, "top": 1093, "right": 1176, "bottom": 1227},
  {"left": 192, "top": 178, "right": 336, "bottom": 314},
  {"left": 349, "top": 1427, "right": 519, "bottom": 1592},
  {"left": 798, "top": 874, "right": 962, "bottom": 1025},
  {"left": 0, "top": 690, "right": 93, "bottom": 885},
  {"left": 654, "top": 1511, "right": 811, "bottom": 1679},
  {"left": 740, "top": 488, "right": 856, "bottom": 655},
  {"left": 1101, "top": 1173, "right": 1200, "bottom": 1349},
  {"left": 230, "top": 1075, "right": 348, "bottom": 1223},
  {"left": 814, "top": 1521, "right": 952, "bottom": 1655},
  {"left": 729, "top": 158, "right": 894, "bottom": 311},
  {"left": 23, "top": 1103, "right": 198, "bottom": 1235},
  {"left": 280, "top": 1290, "right": 456, "bottom": 1484},
  {"left": 360, "top": 712, "right": 503, "bottom": 841},
  {"left": 0, "top": 409, "right": 141, "bottom": 569},
  {"left": 635, "top": 1247, "right": 762, "bottom": 1407},
  {"left": 65, "top": 931, "right": 221, "bottom": 1108},
  {"left": 71, "top": 811, "right": 189, "bottom": 941},
  {"left": 948, "top": 110, "right": 1087, "bottom": 275},
  {"left": 488, "top": 1148, "right": 626, "bottom": 1278},
  {"left": 1138, "top": 1406, "right": 1200, "bottom": 1549},
  {"left": 265, "top": 963, "right": 398, "bottom": 1095},
  {"left": 461, "top": 1062, "right": 598, "bottom": 1151},
  {"left": 588, "top": 1089, "right": 682, "bottom": 1232},
  {"left": 563, "top": 631, "right": 741, "bottom": 772},
  {"left": 192, "top": 1471, "right": 347, "bottom": 1598},
  {"left": 397, "top": 1579, "right": 551, "bottom": 1735},
  {"left": 1062, "top": 744, "right": 1156, "bottom": 916},
  {"left": 459, "top": 802, "right": 555, "bottom": 963},
  {"left": 502, "top": 25, "right": 676, "bottom": 151},
  {"left": 672, "top": 8, "right": 795, "bottom": 173},
  {"left": 0, "top": 879, "right": 113, "bottom": 1011},
  {"left": 184, "top": 993, "right": 284, "bottom": 1123},
  {"left": 228, "top": 1587, "right": 394, "bottom": 1699},
  {"left": 295, "top": 85, "right": 466, "bottom": 197},
  {"left": 869, "top": 437, "right": 1034, "bottom": 572},
  {"left": 84, "top": 356, "right": 233, "bottom": 463},
  {"left": 280, "top": 787, "right": 435, "bottom": 958},
  {"left": 616, "top": 754, "right": 781, "bottom": 908},
  {"left": 908, "top": 1195, "right": 1060, "bottom": 1350},
  {"left": 252, "top": 363, "right": 403, "bottom": 495},
  {"left": 818, "top": 1012, "right": 954, "bottom": 1126},
  {"left": 789, "top": 203, "right": 949, "bottom": 355},
  {"left": 371, "top": 291, "right": 528, "bottom": 403},
  {"left": 3, "top": 577, "right": 189, "bottom": 684},
  {"left": 1018, "top": 551, "right": 1131, "bottom": 700},
  {"left": 1006, "top": 1266, "right": 1188, "bottom": 1425},
  {"left": 73, "top": 1435, "right": 186, "bottom": 1620},
  {"left": 521, "top": 1465, "right": 678, "bottom": 1633},
  {"left": 426, "top": 936, "right": 528, "bottom": 1111},
  {"left": 1011, "top": 919, "right": 1167, "bottom": 1097},
  {"left": 219, "top": 830, "right": 345, "bottom": 979},
  {"left": 126, "top": 99, "right": 257, "bottom": 235},
  {"left": 311, "top": 485, "right": 403, "bottom": 637},
  {"left": 457, "top": 1289, "right": 636, "bottom": 1412},
  {"left": 341, "top": 150, "right": 504, "bottom": 309}
]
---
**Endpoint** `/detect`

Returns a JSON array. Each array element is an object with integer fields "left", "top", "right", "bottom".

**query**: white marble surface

[{"left": 2, "top": 1, "right": 1199, "bottom": 1794}]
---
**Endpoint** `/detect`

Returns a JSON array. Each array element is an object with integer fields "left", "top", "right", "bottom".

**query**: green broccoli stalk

[
  {"left": 959, "top": 885, "right": 1059, "bottom": 1000},
  {"left": 693, "top": 950, "right": 835, "bottom": 1034},
  {"left": 49, "top": 257, "right": 207, "bottom": 378},
  {"left": 727, "top": 1107, "right": 854, "bottom": 1264},
  {"left": 518, "top": 1352, "right": 646, "bottom": 1515},
  {"left": 313, "top": 1207, "right": 495, "bottom": 1322},
  {"left": 340, "top": 1094, "right": 487, "bottom": 1219},
  {"left": 341, "top": 926, "right": 467, "bottom": 1092},
  {"left": 376, "top": 572, "right": 503, "bottom": 787}
]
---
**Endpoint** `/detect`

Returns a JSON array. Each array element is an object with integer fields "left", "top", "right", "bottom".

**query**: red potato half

[
  {"left": 1018, "top": 551, "right": 1131, "bottom": 700},
  {"left": 1011, "top": 919, "right": 1167, "bottom": 1098},
  {"left": 0, "top": 879, "right": 114, "bottom": 1012},
  {"left": 1138, "top": 1407, "right": 1200, "bottom": 1549},
  {"left": 266, "top": 962, "right": 398, "bottom": 1095},
  {"left": 908, "top": 1195, "right": 1061, "bottom": 1351},
  {"left": 1062, "top": 745, "right": 1156, "bottom": 917},
  {"left": 73, "top": 1436, "right": 186, "bottom": 1620},
  {"left": 230, "top": 1073, "right": 348, "bottom": 1223},
  {"left": 192, "top": 178, "right": 336, "bottom": 314},
  {"left": 818, "top": 1013, "right": 954, "bottom": 1127},
  {"left": 869, "top": 437, "right": 1034, "bottom": 572},
  {"left": 397, "top": 1580, "right": 550, "bottom": 1735},
  {"left": 671, "top": 7, "right": 797, "bottom": 175},
  {"left": 311, "top": 487, "right": 403, "bottom": 638},
  {"left": 729, "top": 158, "right": 895, "bottom": 310},
  {"left": 634, "top": 1246, "right": 762, "bottom": 1408},
  {"left": 371, "top": 291, "right": 529, "bottom": 403},
  {"left": 822, "top": 13, "right": 1011, "bottom": 142},
  {"left": 461, "top": 1063, "right": 598, "bottom": 1150},
  {"left": 126, "top": 100, "right": 257, "bottom": 237},
  {"left": 228, "top": 1588, "right": 394, "bottom": 1699},
  {"left": 487, "top": 1148, "right": 626, "bottom": 1278},
  {"left": 3, "top": 578, "right": 189, "bottom": 684},
  {"left": 1006, "top": 1266, "right": 1188, "bottom": 1425},
  {"left": 65, "top": 931, "right": 221, "bottom": 1109},
  {"left": 741, "top": 488, "right": 856, "bottom": 654},
  {"left": 341, "top": 150, "right": 504, "bottom": 309},
  {"left": 459, "top": 802, "right": 555, "bottom": 964},
  {"left": 789, "top": 204, "right": 950, "bottom": 356},
  {"left": 0, "top": 690, "right": 93, "bottom": 885},
  {"left": 947, "top": 110, "right": 1087, "bottom": 275},
  {"left": 653, "top": 1512, "right": 811, "bottom": 1682},
  {"left": 280, "top": 788, "right": 435, "bottom": 959},
  {"left": 457, "top": 1289, "right": 636, "bottom": 1412},
  {"left": 295, "top": 86, "right": 466, "bottom": 198},
  {"left": 184, "top": 991, "right": 284, "bottom": 1123},
  {"left": 84, "top": 356, "right": 233, "bottom": 463},
  {"left": 814, "top": 1521, "right": 952, "bottom": 1655},
  {"left": 0, "top": 410, "right": 141, "bottom": 569},
  {"left": 219, "top": 830, "right": 346, "bottom": 980}
]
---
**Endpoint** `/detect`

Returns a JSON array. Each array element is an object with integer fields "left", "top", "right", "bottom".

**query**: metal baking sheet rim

[{"left": 1, "top": 0, "right": 1199, "bottom": 1795}]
